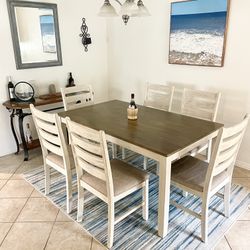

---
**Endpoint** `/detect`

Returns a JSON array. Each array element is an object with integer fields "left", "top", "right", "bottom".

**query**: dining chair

[
  {"left": 170, "top": 114, "right": 249, "bottom": 242},
  {"left": 143, "top": 83, "right": 175, "bottom": 170},
  {"left": 181, "top": 88, "right": 221, "bottom": 162},
  {"left": 61, "top": 85, "right": 94, "bottom": 111},
  {"left": 30, "top": 104, "right": 74, "bottom": 214},
  {"left": 144, "top": 83, "right": 175, "bottom": 111},
  {"left": 66, "top": 118, "right": 149, "bottom": 248}
]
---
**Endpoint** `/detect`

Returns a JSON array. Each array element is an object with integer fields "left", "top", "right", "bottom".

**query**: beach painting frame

[{"left": 169, "top": 0, "right": 230, "bottom": 67}]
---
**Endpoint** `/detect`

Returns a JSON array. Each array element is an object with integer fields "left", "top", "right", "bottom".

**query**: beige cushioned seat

[
  {"left": 81, "top": 159, "right": 149, "bottom": 197},
  {"left": 171, "top": 156, "right": 228, "bottom": 193},
  {"left": 46, "top": 146, "right": 75, "bottom": 170}
]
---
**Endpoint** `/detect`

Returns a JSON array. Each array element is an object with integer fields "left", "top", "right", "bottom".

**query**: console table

[{"left": 2, "top": 93, "right": 63, "bottom": 161}]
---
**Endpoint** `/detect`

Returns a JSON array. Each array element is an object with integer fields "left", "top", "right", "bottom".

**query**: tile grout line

[
  {"left": 43, "top": 209, "right": 60, "bottom": 250},
  {"left": 224, "top": 235, "right": 232, "bottom": 250},
  {"left": 0, "top": 155, "right": 25, "bottom": 192},
  {"left": 0, "top": 179, "right": 8, "bottom": 192},
  {"left": 0, "top": 183, "right": 33, "bottom": 248},
  {"left": 0, "top": 157, "right": 27, "bottom": 247}
]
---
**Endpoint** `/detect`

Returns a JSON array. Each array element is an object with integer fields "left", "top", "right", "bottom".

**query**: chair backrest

[
  {"left": 30, "top": 104, "right": 70, "bottom": 167},
  {"left": 181, "top": 88, "right": 221, "bottom": 122},
  {"left": 144, "top": 83, "right": 175, "bottom": 111},
  {"left": 205, "top": 114, "right": 249, "bottom": 193},
  {"left": 66, "top": 118, "right": 114, "bottom": 199},
  {"left": 61, "top": 85, "right": 94, "bottom": 111}
]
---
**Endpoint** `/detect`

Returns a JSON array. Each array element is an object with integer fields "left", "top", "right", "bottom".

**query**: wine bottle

[
  {"left": 25, "top": 123, "right": 33, "bottom": 144},
  {"left": 67, "top": 72, "right": 75, "bottom": 87},
  {"left": 7, "top": 76, "right": 15, "bottom": 101},
  {"left": 129, "top": 93, "right": 137, "bottom": 109}
]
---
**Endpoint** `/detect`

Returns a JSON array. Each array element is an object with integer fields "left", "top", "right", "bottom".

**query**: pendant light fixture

[{"left": 98, "top": 0, "right": 150, "bottom": 25}]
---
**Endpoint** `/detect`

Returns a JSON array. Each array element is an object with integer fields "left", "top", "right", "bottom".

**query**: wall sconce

[
  {"left": 98, "top": 0, "right": 150, "bottom": 25},
  {"left": 79, "top": 18, "right": 92, "bottom": 52}
]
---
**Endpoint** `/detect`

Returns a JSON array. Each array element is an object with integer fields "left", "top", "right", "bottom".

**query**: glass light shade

[
  {"left": 132, "top": 0, "right": 150, "bottom": 17},
  {"left": 120, "top": 0, "right": 138, "bottom": 16},
  {"left": 98, "top": 0, "right": 118, "bottom": 17}
]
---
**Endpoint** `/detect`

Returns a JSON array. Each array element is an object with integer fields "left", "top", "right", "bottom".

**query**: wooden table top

[
  {"left": 2, "top": 93, "right": 62, "bottom": 109},
  {"left": 59, "top": 100, "right": 223, "bottom": 157}
]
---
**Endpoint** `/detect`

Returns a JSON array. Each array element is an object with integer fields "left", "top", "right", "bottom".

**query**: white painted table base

[{"left": 107, "top": 129, "right": 219, "bottom": 237}]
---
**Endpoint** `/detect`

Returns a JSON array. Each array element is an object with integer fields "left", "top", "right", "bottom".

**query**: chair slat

[
  {"left": 181, "top": 88, "right": 221, "bottom": 122},
  {"left": 223, "top": 119, "right": 249, "bottom": 138},
  {"left": 36, "top": 118, "right": 58, "bottom": 134},
  {"left": 61, "top": 85, "right": 94, "bottom": 111},
  {"left": 74, "top": 145, "right": 105, "bottom": 169},
  {"left": 39, "top": 129, "right": 61, "bottom": 146},
  {"left": 68, "top": 120, "right": 100, "bottom": 142},
  {"left": 182, "top": 108, "right": 214, "bottom": 121},
  {"left": 64, "top": 93, "right": 92, "bottom": 104},
  {"left": 220, "top": 131, "right": 243, "bottom": 151},
  {"left": 71, "top": 133, "right": 102, "bottom": 155},
  {"left": 218, "top": 143, "right": 238, "bottom": 165},
  {"left": 144, "top": 84, "right": 174, "bottom": 112},
  {"left": 42, "top": 139, "right": 63, "bottom": 156},
  {"left": 214, "top": 157, "right": 235, "bottom": 176},
  {"left": 77, "top": 157, "right": 106, "bottom": 181},
  {"left": 31, "top": 106, "right": 57, "bottom": 123}
]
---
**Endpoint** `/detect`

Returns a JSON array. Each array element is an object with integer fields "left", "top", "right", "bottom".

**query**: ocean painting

[{"left": 169, "top": 0, "right": 230, "bottom": 67}]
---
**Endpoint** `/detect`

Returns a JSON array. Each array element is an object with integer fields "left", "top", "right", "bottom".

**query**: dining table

[{"left": 59, "top": 100, "right": 223, "bottom": 238}]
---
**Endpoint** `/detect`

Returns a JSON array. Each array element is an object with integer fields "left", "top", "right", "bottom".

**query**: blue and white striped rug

[{"left": 23, "top": 149, "right": 249, "bottom": 250}]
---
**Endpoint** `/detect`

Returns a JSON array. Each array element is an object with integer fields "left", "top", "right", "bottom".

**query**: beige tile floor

[{"left": 0, "top": 148, "right": 249, "bottom": 250}]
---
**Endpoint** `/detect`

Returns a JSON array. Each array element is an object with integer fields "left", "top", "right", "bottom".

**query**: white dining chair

[
  {"left": 181, "top": 88, "right": 221, "bottom": 162},
  {"left": 61, "top": 85, "right": 94, "bottom": 111},
  {"left": 66, "top": 118, "right": 149, "bottom": 249},
  {"left": 30, "top": 104, "right": 74, "bottom": 214},
  {"left": 144, "top": 83, "right": 175, "bottom": 111},
  {"left": 170, "top": 114, "right": 249, "bottom": 242},
  {"left": 143, "top": 83, "right": 175, "bottom": 170}
]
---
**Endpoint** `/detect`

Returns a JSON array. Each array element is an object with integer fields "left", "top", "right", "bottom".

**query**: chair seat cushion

[
  {"left": 171, "top": 156, "right": 228, "bottom": 193},
  {"left": 81, "top": 159, "right": 149, "bottom": 197},
  {"left": 46, "top": 146, "right": 75, "bottom": 170}
]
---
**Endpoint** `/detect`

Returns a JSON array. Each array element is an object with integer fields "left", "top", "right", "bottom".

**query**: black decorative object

[
  {"left": 14, "top": 81, "right": 35, "bottom": 102},
  {"left": 79, "top": 18, "right": 92, "bottom": 52}
]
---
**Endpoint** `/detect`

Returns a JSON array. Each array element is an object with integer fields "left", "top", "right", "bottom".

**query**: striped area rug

[{"left": 23, "top": 149, "right": 249, "bottom": 250}]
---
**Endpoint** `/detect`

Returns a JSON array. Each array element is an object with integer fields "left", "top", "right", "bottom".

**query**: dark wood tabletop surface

[{"left": 59, "top": 100, "right": 223, "bottom": 157}]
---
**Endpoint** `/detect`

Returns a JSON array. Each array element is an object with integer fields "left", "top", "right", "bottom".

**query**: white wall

[
  {"left": 0, "top": 0, "right": 109, "bottom": 156},
  {"left": 107, "top": 0, "right": 250, "bottom": 168}
]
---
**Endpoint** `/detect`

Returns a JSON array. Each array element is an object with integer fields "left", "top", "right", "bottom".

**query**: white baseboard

[{"left": 236, "top": 160, "right": 250, "bottom": 171}]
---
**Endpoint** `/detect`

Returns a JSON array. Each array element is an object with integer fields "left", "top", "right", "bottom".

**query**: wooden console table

[{"left": 2, "top": 93, "right": 63, "bottom": 161}]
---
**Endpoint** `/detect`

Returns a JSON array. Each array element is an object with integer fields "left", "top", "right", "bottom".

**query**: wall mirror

[{"left": 7, "top": 0, "right": 62, "bottom": 69}]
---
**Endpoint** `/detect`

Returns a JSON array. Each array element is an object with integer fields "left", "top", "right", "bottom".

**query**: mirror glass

[
  {"left": 14, "top": 82, "right": 34, "bottom": 101},
  {"left": 7, "top": 1, "right": 62, "bottom": 69}
]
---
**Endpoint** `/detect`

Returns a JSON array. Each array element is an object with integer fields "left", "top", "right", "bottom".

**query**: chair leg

[
  {"left": 112, "top": 144, "right": 117, "bottom": 159},
  {"left": 224, "top": 182, "right": 231, "bottom": 217},
  {"left": 107, "top": 202, "right": 115, "bottom": 249},
  {"left": 182, "top": 191, "right": 188, "bottom": 197},
  {"left": 66, "top": 174, "right": 73, "bottom": 214},
  {"left": 77, "top": 184, "right": 84, "bottom": 222},
  {"left": 201, "top": 200, "right": 209, "bottom": 243},
  {"left": 205, "top": 140, "right": 212, "bottom": 163},
  {"left": 143, "top": 180, "right": 149, "bottom": 220},
  {"left": 143, "top": 157, "right": 148, "bottom": 170},
  {"left": 44, "top": 164, "right": 50, "bottom": 195},
  {"left": 121, "top": 147, "right": 126, "bottom": 160},
  {"left": 156, "top": 162, "right": 159, "bottom": 175}
]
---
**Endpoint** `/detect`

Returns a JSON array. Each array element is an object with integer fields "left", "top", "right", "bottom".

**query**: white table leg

[{"left": 158, "top": 156, "right": 172, "bottom": 237}]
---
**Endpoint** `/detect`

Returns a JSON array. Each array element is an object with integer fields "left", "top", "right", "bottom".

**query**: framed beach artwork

[{"left": 169, "top": 0, "right": 230, "bottom": 67}]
